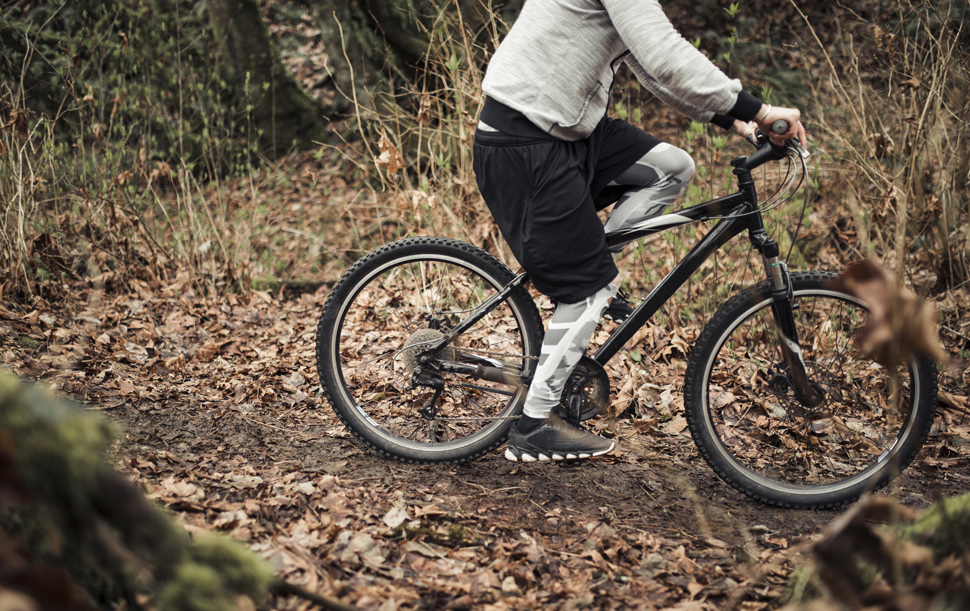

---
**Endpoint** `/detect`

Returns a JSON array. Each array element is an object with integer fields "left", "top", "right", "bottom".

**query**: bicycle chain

[{"left": 402, "top": 337, "right": 539, "bottom": 362}]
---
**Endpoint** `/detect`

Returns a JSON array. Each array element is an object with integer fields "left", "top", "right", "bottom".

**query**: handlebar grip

[{"left": 772, "top": 120, "right": 789, "bottom": 134}]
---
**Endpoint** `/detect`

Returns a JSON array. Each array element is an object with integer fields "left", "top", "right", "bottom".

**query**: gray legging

[
  {"left": 522, "top": 143, "right": 694, "bottom": 420},
  {"left": 604, "top": 142, "right": 695, "bottom": 251}
]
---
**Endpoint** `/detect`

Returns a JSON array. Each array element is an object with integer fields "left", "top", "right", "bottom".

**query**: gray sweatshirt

[{"left": 481, "top": 0, "right": 760, "bottom": 141}]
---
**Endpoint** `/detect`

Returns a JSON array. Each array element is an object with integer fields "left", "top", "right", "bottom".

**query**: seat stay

[{"left": 428, "top": 272, "right": 531, "bottom": 353}]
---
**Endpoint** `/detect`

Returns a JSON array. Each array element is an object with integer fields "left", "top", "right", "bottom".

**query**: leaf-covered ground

[
  {"left": 3, "top": 107, "right": 970, "bottom": 609},
  {"left": 3, "top": 180, "right": 970, "bottom": 609},
  {"left": 3, "top": 1, "right": 968, "bottom": 607}
]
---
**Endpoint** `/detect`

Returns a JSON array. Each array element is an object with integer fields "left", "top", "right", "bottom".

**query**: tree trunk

[
  {"left": 310, "top": 0, "right": 524, "bottom": 113},
  {"left": 207, "top": 0, "right": 331, "bottom": 157},
  {"left": 312, "top": 0, "right": 384, "bottom": 113}
]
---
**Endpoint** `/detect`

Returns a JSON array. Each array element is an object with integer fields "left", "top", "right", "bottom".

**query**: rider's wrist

[
  {"left": 755, "top": 104, "right": 772, "bottom": 123},
  {"left": 728, "top": 90, "right": 762, "bottom": 123}
]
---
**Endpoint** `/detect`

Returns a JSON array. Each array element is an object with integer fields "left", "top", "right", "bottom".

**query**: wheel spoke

[
  {"left": 317, "top": 239, "right": 542, "bottom": 462},
  {"left": 686, "top": 272, "right": 936, "bottom": 507}
]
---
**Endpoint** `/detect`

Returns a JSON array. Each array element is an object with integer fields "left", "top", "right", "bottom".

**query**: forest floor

[{"left": 3, "top": 146, "right": 970, "bottom": 610}]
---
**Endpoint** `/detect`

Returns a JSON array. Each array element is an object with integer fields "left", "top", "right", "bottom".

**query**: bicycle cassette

[{"left": 402, "top": 328, "right": 456, "bottom": 371}]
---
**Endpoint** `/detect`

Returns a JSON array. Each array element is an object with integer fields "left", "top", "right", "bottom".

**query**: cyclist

[{"left": 473, "top": 0, "right": 808, "bottom": 462}]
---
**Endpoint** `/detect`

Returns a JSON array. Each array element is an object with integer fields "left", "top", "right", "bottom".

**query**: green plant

[{"left": 0, "top": 0, "right": 283, "bottom": 299}]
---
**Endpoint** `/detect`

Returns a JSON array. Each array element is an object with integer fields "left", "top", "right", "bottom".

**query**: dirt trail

[{"left": 2, "top": 270, "right": 968, "bottom": 609}]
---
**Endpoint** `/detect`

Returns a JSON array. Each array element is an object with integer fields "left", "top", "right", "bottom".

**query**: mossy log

[{"left": 0, "top": 370, "right": 274, "bottom": 610}]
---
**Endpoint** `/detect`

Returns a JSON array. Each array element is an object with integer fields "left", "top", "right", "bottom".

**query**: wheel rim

[
  {"left": 329, "top": 254, "right": 534, "bottom": 453},
  {"left": 700, "top": 288, "right": 922, "bottom": 498}
]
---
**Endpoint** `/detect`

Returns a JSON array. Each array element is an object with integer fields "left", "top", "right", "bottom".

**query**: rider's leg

[
  {"left": 474, "top": 113, "right": 660, "bottom": 460},
  {"left": 510, "top": 140, "right": 693, "bottom": 439},
  {"left": 588, "top": 143, "right": 694, "bottom": 322},
  {"left": 521, "top": 283, "right": 617, "bottom": 420},
  {"left": 505, "top": 282, "right": 617, "bottom": 461},
  {"left": 602, "top": 143, "right": 695, "bottom": 252}
]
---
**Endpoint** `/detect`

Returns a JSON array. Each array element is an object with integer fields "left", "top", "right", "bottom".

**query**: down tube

[{"left": 593, "top": 215, "right": 750, "bottom": 365}]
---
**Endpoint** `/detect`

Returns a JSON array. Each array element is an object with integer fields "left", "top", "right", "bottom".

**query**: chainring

[{"left": 555, "top": 356, "right": 611, "bottom": 421}]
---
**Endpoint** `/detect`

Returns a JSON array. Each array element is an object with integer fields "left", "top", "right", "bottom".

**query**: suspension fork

[{"left": 751, "top": 230, "right": 823, "bottom": 408}]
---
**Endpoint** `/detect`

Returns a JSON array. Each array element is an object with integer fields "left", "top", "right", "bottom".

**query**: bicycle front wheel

[
  {"left": 684, "top": 271, "right": 937, "bottom": 508},
  {"left": 316, "top": 237, "right": 543, "bottom": 463}
]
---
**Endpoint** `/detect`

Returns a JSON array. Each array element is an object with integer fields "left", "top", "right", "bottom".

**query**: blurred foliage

[
  {"left": 0, "top": 0, "right": 257, "bottom": 173},
  {"left": 0, "top": 369, "right": 276, "bottom": 609},
  {"left": 783, "top": 494, "right": 970, "bottom": 610}
]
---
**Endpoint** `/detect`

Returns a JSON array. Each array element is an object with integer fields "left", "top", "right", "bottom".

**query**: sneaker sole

[{"left": 504, "top": 441, "right": 614, "bottom": 462}]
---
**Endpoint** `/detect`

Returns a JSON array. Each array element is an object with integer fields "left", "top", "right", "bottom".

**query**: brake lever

[
  {"left": 789, "top": 140, "right": 811, "bottom": 160},
  {"left": 745, "top": 129, "right": 766, "bottom": 149}
]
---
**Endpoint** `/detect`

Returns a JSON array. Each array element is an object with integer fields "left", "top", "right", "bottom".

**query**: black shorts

[{"left": 473, "top": 115, "right": 660, "bottom": 303}]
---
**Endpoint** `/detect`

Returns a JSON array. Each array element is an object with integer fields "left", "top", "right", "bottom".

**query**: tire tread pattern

[{"left": 315, "top": 237, "right": 543, "bottom": 464}]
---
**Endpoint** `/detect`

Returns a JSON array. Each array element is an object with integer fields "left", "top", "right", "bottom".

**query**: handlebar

[
  {"left": 735, "top": 139, "right": 788, "bottom": 171},
  {"left": 735, "top": 127, "right": 810, "bottom": 171},
  {"left": 772, "top": 119, "right": 810, "bottom": 159},
  {"left": 746, "top": 120, "right": 790, "bottom": 146},
  {"left": 743, "top": 121, "right": 810, "bottom": 161}
]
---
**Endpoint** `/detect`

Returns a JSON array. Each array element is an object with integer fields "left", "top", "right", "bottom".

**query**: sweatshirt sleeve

[
  {"left": 710, "top": 113, "right": 736, "bottom": 130},
  {"left": 605, "top": 0, "right": 762, "bottom": 122},
  {"left": 624, "top": 56, "right": 715, "bottom": 123}
]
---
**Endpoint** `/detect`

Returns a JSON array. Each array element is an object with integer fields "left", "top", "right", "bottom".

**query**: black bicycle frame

[
  {"left": 428, "top": 142, "right": 822, "bottom": 405},
  {"left": 594, "top": 192, "right": 755, "bottom": 364},
  {"left": 430, "top": 191, "right": 752, "bottom": 363}
]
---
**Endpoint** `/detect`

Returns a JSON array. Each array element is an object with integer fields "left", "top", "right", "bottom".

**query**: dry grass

[{"left": 794, "top": 0, "right": 970, "bottom": 286}]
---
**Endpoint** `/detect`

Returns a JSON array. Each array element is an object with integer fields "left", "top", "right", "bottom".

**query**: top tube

[
  {"left": 604, "top": 138, "right": 801, "bottom": 250},
  {"left": 604, "top": 192, "right": 749, "bottom": 250}
]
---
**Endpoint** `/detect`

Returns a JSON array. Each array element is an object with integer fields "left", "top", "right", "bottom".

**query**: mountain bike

[{"left": 315, "top": 124, "right": 938, "bottom": 509}]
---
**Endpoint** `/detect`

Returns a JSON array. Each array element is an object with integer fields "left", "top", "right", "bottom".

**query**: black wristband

[
  {"left": 729, "top": 91, "right": 763, "bottom": 123},
  {"left": 710, "top": 113, "right": 734, "bottom": 131}
]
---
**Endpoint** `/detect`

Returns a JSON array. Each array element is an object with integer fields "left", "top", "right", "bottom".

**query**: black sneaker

[
  {"left": 505, "top": 412, "right": 614, "bottom": 461},
  {"left": 603, "top": 290, "right": 634, "bottom": 322}
]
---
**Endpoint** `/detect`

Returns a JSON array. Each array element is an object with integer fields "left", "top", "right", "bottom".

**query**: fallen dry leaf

[
  {"left": 375, "top": 130, "right": 404, "bottom": 180},
  {"left": 831, "top": 260, "right": 947, "bottom": 369},
  {"left": 383, "top": 505, "right": 410, "bottom": 529},
  {"left": 117, "top": 378, "right": 138, "bottom": 395}
]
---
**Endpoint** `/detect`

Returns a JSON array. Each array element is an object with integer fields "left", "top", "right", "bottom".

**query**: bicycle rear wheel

[
  {"left": 316, "top": 237, "right": 543, "bottom": 463},
  {"left": 684, "top": 271, "right": 937, "bottom": 508}
]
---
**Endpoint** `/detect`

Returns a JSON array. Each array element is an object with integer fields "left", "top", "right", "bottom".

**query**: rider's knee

[{"left": 669, "top": 147, "right": 696, "bottom": 184}]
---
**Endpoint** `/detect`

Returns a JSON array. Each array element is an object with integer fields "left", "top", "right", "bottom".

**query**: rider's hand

[
  {"left": 758, "top": 105, "right": 807, "bottom": 147},
  {"left": 731, "top": 120, "right": 758, "bottom": 144}
]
